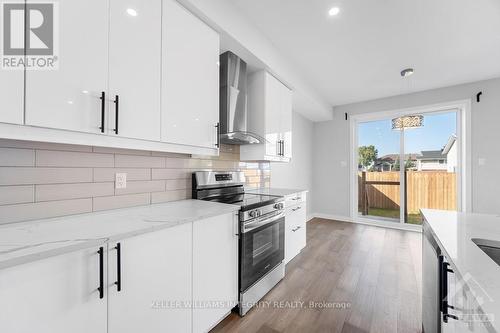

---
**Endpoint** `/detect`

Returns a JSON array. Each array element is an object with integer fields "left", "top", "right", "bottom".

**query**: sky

[{"left": 358, "top": 112, "right": 457, "bottom": 157}]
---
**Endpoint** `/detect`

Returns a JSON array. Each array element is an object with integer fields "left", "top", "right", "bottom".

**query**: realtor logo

[{"left": 1, "top": 2, "right": 58, "bottom": 70}]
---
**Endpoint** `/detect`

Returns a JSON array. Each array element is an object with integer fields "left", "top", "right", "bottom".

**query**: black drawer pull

[
  {"left": 114, "top": 95, "right": 119, "bottom": 134},
  {"left": 99, "top": 92, "right": 105, "bottom": 133},
  {"left": 115, "top": 243, "right": 122, "bottom": 292},
  {"left": 97, "top": 247, "right": 104, "bottom": 299}
]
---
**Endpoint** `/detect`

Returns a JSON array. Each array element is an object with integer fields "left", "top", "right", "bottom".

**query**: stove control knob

[
  {"left": 249, "top": 210, "right": 260, "bottom": 218},
  {"left": 274, "top": 203, "right": 283, "bottom": 210}
]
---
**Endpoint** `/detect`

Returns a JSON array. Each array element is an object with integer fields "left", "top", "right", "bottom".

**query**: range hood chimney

[{"left": 219, "top": 51, "right": 264, "bottom": 145}]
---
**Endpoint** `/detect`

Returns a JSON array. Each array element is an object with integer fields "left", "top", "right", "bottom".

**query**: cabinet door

[
  {"left": 292, "top": 205, "right": 307, "bottom": 251},
  {"left": 281, "top": 84, "right": 293, "bottom": 159},
  {"left": 25, "top": 0, "right": 108, "bottom": 133},
  {"left": 285, "top": 204, "right": 306, "bottom": 264},
  {"left": 108, "top": 0, "right": 161, "bottom": 141},
  {"left": 162, "top": 0, "right": 219, "bottom": 149},
  {"left": 108, "top": 224, "right": 192, "bottom": 333},
  {"left": 193, "top": 213, "right": 238, "bottom": 333},
  {"left": 264, "top": 73, "right": 283, "bottom": 159},
  {"left": 0, "top": 247, "right": 107, "bottom": 333}
]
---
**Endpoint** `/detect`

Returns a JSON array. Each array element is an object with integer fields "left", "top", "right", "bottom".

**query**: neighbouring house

[
  {"left": 373, "top": 154, "right": 418, "bottom": 171},
  {"left": 416, "top": 135, "right": 457, "bottom": 172},
  {"left": 443, "top": 135, "right": 457, "bottom": 172}
]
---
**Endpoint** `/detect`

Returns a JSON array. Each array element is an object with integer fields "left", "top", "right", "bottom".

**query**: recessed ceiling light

[
  {"left": 328, "top": 7, "right": 340, "bottom": 16},
  {"left": 126, "top": 8, "right": 138, "bottom": 17},
  {"left": 401, "top": 68, "right": 414, "bottom": 77}
]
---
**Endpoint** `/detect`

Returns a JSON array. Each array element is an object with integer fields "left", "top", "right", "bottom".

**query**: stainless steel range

[{"left": 192, "top": 171, "right": 285, "bottom": 316}]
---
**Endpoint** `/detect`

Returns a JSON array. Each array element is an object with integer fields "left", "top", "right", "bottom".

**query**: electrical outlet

[{"left": 115, "top": 173, "right": 127, "bottom": 189}]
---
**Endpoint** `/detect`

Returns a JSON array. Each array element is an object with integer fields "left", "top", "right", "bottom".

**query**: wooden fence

[{"left": 358, "top": 171, "right": 456, "bottom": 214}]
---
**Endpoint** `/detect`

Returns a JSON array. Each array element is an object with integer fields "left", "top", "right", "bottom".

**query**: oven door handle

[{"left": 242, "top": 211, "right": 285, "bottom": 233}]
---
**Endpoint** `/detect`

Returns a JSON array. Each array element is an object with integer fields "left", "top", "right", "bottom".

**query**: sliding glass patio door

[{"left": 355, "top": 110, "right": 458, "bottom": 226}]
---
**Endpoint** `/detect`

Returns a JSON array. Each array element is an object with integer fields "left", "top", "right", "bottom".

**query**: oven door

[{"left": 240, "top": 212, "right": 285, "bottom": 292}]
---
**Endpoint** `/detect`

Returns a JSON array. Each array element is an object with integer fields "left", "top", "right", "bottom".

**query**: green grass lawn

[{"left": 366, "top": 208, "right": 423, "bottom": 225}]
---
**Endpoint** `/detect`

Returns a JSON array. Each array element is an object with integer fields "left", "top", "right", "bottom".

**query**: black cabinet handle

[
  {"left": 440, "top": 259, "right": 457, "bottom": 323},
  {"left": 215, "top": 122, "right": 220, "bottom": 148},
  {"left": 115, "top": 243, "right": 122, "bottom": 292},
  {"left": 114, "top": 95, "right": 119, "bottom": 134},
  {"left": 281, "top": 140, "right": 285, "bottom": 156},
  {"left": 444, "top": 314, "right": 459, "bottom": 321},
  {"left": 98, "top": 247, "right": 104, "bottom": 299},
  {"left": 99, "top": 92, "right": 105, "bottom": 133}
]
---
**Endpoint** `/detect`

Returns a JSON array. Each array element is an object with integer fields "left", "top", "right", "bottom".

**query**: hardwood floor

[{"left": 211, "top": 218, "right": 422, "bottom": 333}]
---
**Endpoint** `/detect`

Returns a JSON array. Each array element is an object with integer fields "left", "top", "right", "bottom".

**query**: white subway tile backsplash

[
  {"left": 152, "top": 168, "right": 190, "bottom": 180},
  {"left": 0, "top": 186, "right": 34, "bottom": 205},
  {"left": 0, "top": 139, "right": 269, "bottom": 223},
  {"left": 36, "top": 150, "right": 115, "bottom": 168},
  {"left": 0, "top": 148, "right": 35, "bottom": 166},
  {"left": 93, "top": 168, "right": 151, "bottom": 182},
  {"left": 115, "top": 180, "right": 165, "bottom": 195},
  {"left": 36, "top": 182, "right": 114, "bottom": 202},
  {"left": 36, "top": 150, "right": 114, "bottom": 167},
  {"left": 93, "top": 193, "right": 150, "bottom": 212},
  {"left": 151, "top": 189, "right": 189, "bottom": 204},
  {"left": 115, "top": 154, "right": 165, "bottom": 168},
  {"left": 166, "top": 178, "right": 191, "bottom": 191},
  {"left": 0, "top": 167, "right": 93, "bottom": 185},
  {"left": 0, "top": 198, "right": 93, "bottom": 224}
]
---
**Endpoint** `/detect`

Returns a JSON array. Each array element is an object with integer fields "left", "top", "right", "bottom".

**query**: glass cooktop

[{"left": 206, "top": 193, "right": 281, "bottom": 209}]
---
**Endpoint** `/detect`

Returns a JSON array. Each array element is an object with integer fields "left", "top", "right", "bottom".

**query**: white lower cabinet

[
  {"left": 108, "top": 223, "right": 192, "bottom": 333},
  {"left": 193, "top": 213, "right": 238, "bottom": 333},
  {"left": 284, "top": 193, "right": 307, "bottom": 264},
  {"left": 0, "top": 213, "right": 238, "bottom": 333},
  {"left": 0, "top": 246, "right": 107, "bottom": 333}
]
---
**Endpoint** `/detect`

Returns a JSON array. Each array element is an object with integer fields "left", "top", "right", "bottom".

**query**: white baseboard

[
  {"left": 311, "top": 213, "right": 352, "bottom": 223},
  {"left": 309, "top": 212, "right": 421, "bottom": 233}
]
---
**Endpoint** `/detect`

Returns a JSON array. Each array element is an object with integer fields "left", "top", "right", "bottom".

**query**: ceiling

[{"left": 230, "top": 0, "right": 500, "bottom": 107}]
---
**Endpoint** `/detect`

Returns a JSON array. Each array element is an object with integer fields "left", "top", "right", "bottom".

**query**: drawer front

[{"left": 285, "top": 192, "right": 306, "bottom": 208}]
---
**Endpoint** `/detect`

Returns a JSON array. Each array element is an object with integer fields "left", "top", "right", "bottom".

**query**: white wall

[
  {"left": 312, "top": 77, "right": 500, "bottom": 217},
  {"left": 271, "top": 112, "right": 314, "bottom": 215}
]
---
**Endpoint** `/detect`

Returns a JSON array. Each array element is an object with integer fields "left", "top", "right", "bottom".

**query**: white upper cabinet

[
  {"left": 281, "top": 84, "right": 293, "bottom": 159},
  {"left": 161, "top": 0, "right": 220, "bottom": 149},
  {"left": 25, "top": 0, "right": 109, "bottom": 133},
  {"left": 108, "top": 0, "right": 161, "bottom": 141},
  {"left": 240, "top": 71, "right": 293, "bottom": 162}
]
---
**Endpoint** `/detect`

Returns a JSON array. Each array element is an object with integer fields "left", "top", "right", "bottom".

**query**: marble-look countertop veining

[
  {"left": 422, "top": 209, "right": 500, "bottom": 331},
  {"left": 246, "top": 187, "right": 308, "bottom": 197},
  {"left": 0, "top": 200, "right": 239, "bottom": 270}
]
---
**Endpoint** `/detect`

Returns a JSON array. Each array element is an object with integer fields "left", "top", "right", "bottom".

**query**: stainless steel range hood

[{"left": 219, "top": 51, "right": 264, "bottom": 145}]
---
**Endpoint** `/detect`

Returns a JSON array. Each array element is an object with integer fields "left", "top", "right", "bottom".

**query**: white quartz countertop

[
  {"left": 0, "top": 200, "right": 239, "bottom": 270},
  {"left": 246, "top": 187, "right": 307, "bottom": 197},
  {"left": 422, "top": 209, "right": 500, "bottom": 329}
]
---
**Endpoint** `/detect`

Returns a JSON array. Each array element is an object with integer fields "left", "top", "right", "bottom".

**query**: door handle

[
  {"left": 115, "top": 243, "right": 122, "bottom": 292},
  {"left": 97, "top": 247, "right": 104, "bottom": 299},
  {"left": 281, "top": 140, "right": 285, "bottom": 156},
  {"left": 99, "top": 91, "right": 105, "bottom": 133},
  {"left": 215, "top": 122, "right": 220, "bottom": 148},
  {"left": 113, "top": 95, "right": 119, "bottom": 134}
]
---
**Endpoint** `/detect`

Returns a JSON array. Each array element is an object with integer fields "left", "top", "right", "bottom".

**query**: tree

[
  {"left": 358, "top": 145, "right": 378, "bottom": 170},
  {"left": 393, "top": 158, "right": 415, "bottom": 171}
]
